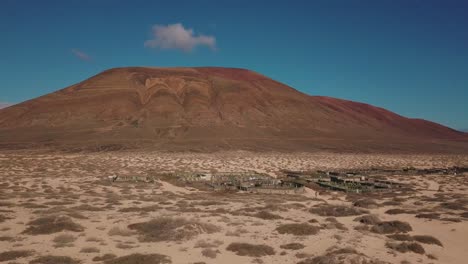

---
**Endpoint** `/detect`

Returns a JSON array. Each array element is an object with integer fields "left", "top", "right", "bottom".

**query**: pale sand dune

[{"left": 0, "top": 152, "right": 467, "bottom": 264}]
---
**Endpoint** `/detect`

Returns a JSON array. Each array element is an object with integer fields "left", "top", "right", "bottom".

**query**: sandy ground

[{"left": 0, "top": 151, "right": 467, "bottom": 264}]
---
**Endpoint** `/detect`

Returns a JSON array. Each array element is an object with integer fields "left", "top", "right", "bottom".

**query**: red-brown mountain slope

[{"left": 0, "top": 67, "right": 466, "bottom": 152}]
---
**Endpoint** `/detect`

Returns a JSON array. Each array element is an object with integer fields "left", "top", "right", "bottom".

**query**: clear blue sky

[{"left": 1, "top": 0, "right": 467, "bottom": 130}]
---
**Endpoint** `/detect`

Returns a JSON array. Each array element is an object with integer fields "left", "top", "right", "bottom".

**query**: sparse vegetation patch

[
  {"left": 276, "top": 223, "right": 320, "bottom": 236},
  {"left": 23, "top": 215, "right": 84, "bottom": 235},
  {"left": 0, "top": 250, "right": 34, "bottom": 262},
  {"left": 128, "top": 217, "right": 219, "bottom": 242},
  {"left": 310, "top": 204, "right": 368, "bottom": 217},
  {"left": 29, "top": 255, "right": 81, "bottom": 264},
  {"left": 103, "top": 253, "right": 171, "bottom": 264},
  {"left": 371, "top": 221, "right": 412, "bottom": 234},
  {"left": 226, "top": 242, "right": 275, "bottom": 257}
]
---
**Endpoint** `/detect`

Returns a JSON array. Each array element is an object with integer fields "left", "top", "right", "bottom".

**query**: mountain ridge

[{"left": 0, "top": 66, "right": 466, "bottom": 153}]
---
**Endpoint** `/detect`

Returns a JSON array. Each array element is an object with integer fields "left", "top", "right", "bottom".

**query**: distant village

[{"left": 107, "top": 166, "right": 467, "bottom": 194}]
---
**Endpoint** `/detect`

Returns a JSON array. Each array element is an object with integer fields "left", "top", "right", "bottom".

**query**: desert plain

[{"left": 0, "top": 151, "right": 467, "bottom": 264}]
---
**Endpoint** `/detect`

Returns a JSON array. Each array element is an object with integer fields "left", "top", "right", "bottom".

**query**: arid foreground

[{"left": 0, "top": 151, "right": 467, "bottom": 264}]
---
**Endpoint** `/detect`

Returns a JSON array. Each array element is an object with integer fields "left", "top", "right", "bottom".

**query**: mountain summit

[{"left": 0, "top": 67, "right": 466, "bottom": 152}]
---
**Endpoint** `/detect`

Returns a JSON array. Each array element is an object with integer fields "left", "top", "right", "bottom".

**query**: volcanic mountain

[{"left": 0, "top": 67, "right": 466, "bottom": 152}]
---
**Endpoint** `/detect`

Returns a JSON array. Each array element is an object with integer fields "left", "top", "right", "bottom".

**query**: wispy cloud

[
  {"left": 0, "top": 102, "right": 13, "bottom": 109},
  {"left": 145, "top": 23, "right": 216, "bottom": 52},
  {"left": 71, "top": 49, "right": 92, "bottom": 61}
]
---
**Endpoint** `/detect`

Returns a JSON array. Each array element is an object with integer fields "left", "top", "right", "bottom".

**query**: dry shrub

[
  {"left": 225, "top": 228, "right": 249, "bottom": 237},
  {"left": 0, "top": 250, "right": 34, "bottom": 262},
  {"left": 86, "top": 237, "right": 103, "bottom": 242},
  {"left": 23, "top": 215, "right": 84, "bottom": 235},
  {"left": 194, "top": 239, "right": 223, "bottom": 248},
  {"left": 353, "top": 199, "right": 378, "bottom": 209},
  {"left": 53, "top": 234, "right": 76, "bottom": 247},
  {"left": 226, "top": 242, "right": 275, "bottom": 257},
  {"left": 118, "top": 205, "right": 160, "bottom": 213},
  {"left": 386, "top": 242, "right": 425, "bottom": 254},
  {"left": 0, "top": 236, "right": 13, "bottom": 241},
  {"left": 128, "top": 217, "right": 220, "bottom": 242},
  {"left": 439, "top": 202, "right": 465, "bottom": 211},
  {"left": 371, "top": 221, "right": 412, "bottom": 234},
  {"left": 201, "top": 248, "right": 219, "bottom": 258},
  {"left": 72, "top": 204, "right": 105, "bottom": 211},
  {"left": 252, "top": 211, "right": 283, "bottom": 220},
  {"left": 297, "top": 247, "right": 387, "bottom": 264},
  {"left": 382, "top": 200, "right": 402, "bottom": 206},
  {"left": 104, "top": 253, "right": 171, "bottom": 264},
  {"left": 460, "top": 212, "right": 468, "bottom": 218},
  {"left": 280, "top": 243, "right": 305, "bottom": 250},
  {"left": 415, "top": 213, "right": 440, "bottom": 220},
  {"left": 353, "top": 215, "right": 381, "bottom": 225},
  {"left": 387, "top": 234, "right": 413, "bottom": 241},
  {"left": 309, "top": 204, "right": 368, "bottom": 217},
  {"left": 80, "top": 247, "right": 100, "bottom": 253},
  {"left": 321, "top": 217, "right": 347, "bottom": 231},
  {"left": 385, "top": 209, "right": 413, "bottom": 215},
  {"left": 441, "top": 217, "right": 461, "bottom": 222},
  {"left": 412, "top": 235, "right": 443, "bottom": 246},
  {"left": 108, "top": 227, "right": 135, "bottom": 237},
  {"left": 92, "top": 254, "right": 116, "bottom": 262},
  {"left": 30, "top": 255, "right": 81, "bottom": 264},
  {"left": 0, "top": 214, "right": 11, "bottom": 223},
  {"left": 276, "top": 223, "right": 320, "bottom": 236}
]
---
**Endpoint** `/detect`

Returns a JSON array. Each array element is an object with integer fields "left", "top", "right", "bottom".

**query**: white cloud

[
  {"left": 145, "top": 23, "right": 216, "bottom": 52},
  {"left": 71, "top": 49, "right": 92, "bottom": 61}
]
